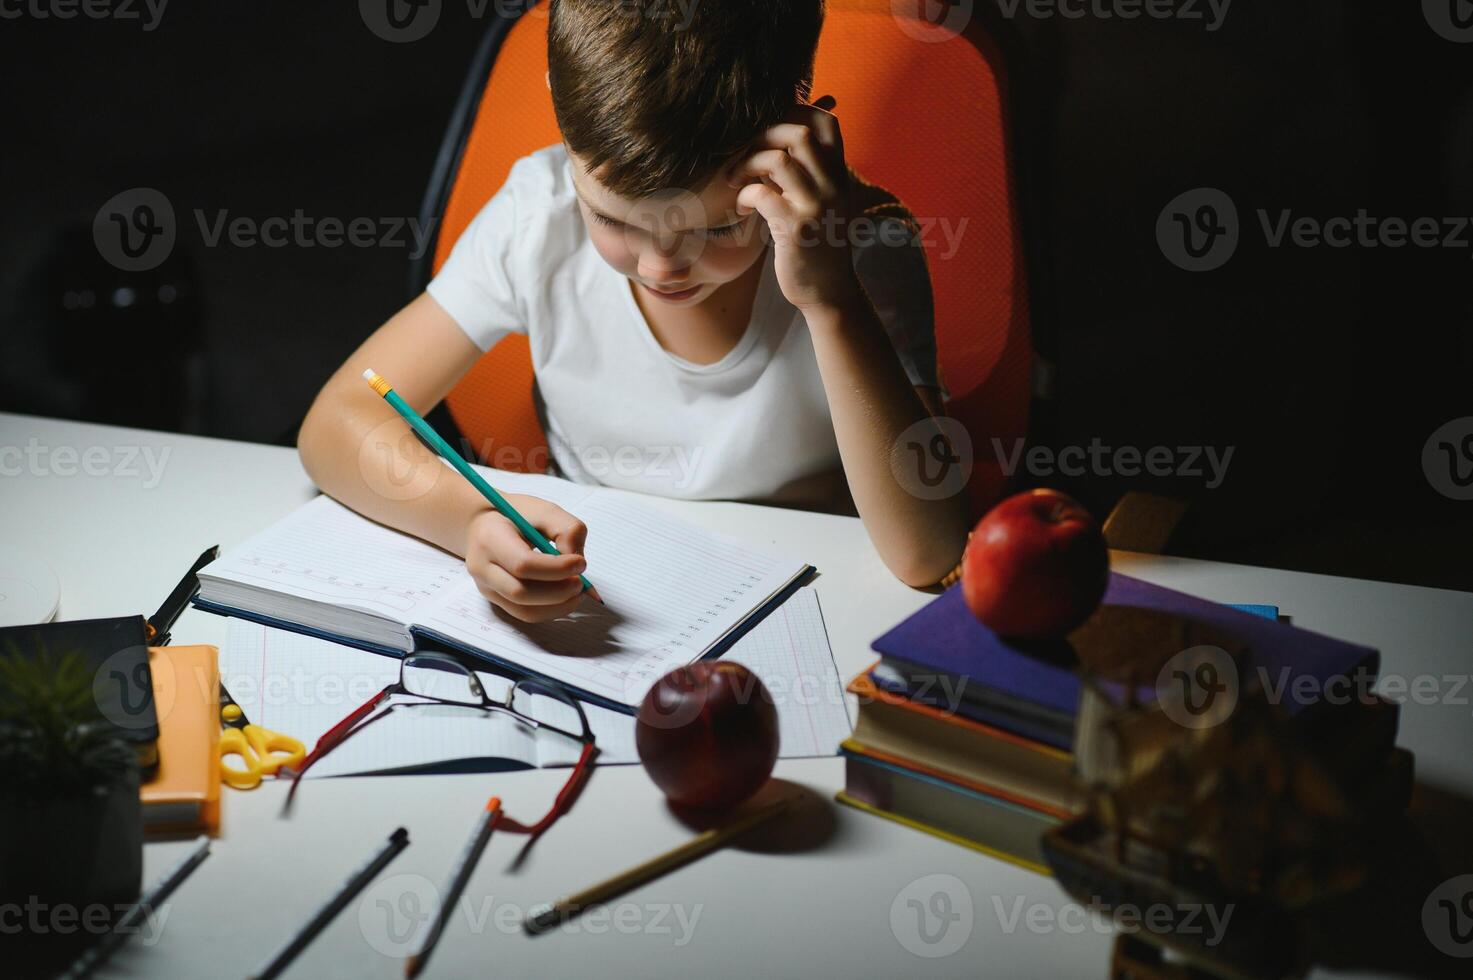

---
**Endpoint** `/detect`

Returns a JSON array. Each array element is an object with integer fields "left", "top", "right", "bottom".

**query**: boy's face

[{"left": 567, "top": 148, "right": 768, "bottom": 308}]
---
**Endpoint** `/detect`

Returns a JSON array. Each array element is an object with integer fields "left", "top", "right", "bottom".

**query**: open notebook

[
  {"left": 194, "top": 468, "right": 814, "bottom": 713},
  {"left": 220, "top": 587, "right": 853, "bottom": 777}
]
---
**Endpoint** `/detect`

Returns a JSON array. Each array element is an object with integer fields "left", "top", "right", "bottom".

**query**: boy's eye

[{"left": 590, "top": 208, "right": 742, "bottom": 240}]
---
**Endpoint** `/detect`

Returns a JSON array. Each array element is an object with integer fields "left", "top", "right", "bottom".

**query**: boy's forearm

[
  {"left": 297, "top": 380, "right": 491, "bottom": 558},
  {"left": 804, "top": 287, "right": 972, "bottom": 587}
]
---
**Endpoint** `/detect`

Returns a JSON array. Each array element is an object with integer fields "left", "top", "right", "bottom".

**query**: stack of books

[
  {"left": 837, "top": 573, "right": 1377, "bottom": 874},
  {"left": 838, "top": 672, "right": 1075, "bottom": 873}
]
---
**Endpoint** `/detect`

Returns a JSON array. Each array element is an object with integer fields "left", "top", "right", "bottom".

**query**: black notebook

[{"left": 0, "top": 616, "right": 159, "bottom": 772}]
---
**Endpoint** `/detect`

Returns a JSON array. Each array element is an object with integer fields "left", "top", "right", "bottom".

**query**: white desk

[{"left": 3, "top": 412, "right": 1471, "bottom": 980}]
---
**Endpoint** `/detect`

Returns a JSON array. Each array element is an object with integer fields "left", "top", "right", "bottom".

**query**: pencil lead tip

[{"left": 524, "top": 903, "right": 558, "bottom": 935}]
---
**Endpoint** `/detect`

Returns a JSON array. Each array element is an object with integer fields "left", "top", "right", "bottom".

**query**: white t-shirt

[{"left": 427, "top": 143, "right": 938, "bottom": 509}]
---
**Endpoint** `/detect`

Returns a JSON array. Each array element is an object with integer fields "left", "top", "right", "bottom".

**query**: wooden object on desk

[{"left": 1103, "top": 491, "right": 1190, "bottom": 555}]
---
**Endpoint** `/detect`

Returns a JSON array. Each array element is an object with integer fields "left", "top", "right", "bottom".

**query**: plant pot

[{"left": 0, "top": 765, "right": 143, "bottom": 917}]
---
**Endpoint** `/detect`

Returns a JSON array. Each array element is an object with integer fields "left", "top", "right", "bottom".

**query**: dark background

[{"left": 1, "top": 2, "right": 1469, "bottom": 590}]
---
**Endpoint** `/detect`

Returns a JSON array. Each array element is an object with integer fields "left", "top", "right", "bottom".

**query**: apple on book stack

[{"left": 836, "top": 490, "right": 1382, "bottom": 873}]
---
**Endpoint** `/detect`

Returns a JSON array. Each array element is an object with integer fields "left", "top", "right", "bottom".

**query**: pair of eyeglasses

[{"left": 283, "top": 652, "right": 598, "bottom": 836}]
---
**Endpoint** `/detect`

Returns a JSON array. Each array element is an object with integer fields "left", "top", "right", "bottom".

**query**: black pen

[
  {"left": 145, "top": 544, "right": 219, "bottom": 645},
  {"left": 249, "top": 827, "right": 411, "bottom": 980},
  {"left": 60, "top": 835, "right": 212, "bottom": 979},
  {"left": 405, "top": 798, "right": 502, "bottom": 978}
]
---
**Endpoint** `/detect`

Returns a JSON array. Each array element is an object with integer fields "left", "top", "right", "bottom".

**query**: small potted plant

[{"left": 0, "top": 648, "right": 143, "bottom": 952}]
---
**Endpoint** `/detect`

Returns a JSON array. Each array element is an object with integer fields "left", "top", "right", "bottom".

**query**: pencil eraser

[{"left": 362, "top": 368, "right": 376, "bottom": 381}]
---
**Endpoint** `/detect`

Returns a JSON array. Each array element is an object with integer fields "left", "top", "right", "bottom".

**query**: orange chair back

[{"left": 429, "top": 0, "right": 1032, "bottom": 513}]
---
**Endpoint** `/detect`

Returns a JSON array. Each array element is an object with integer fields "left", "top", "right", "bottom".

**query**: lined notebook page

[
  {"left": 203, "top": 465, "right": 810, "bottom": 708},
  {"left": 199, "top": 495, "right": 465, "bottom": 636},
  {"left": 413, "top": 472, "right": 812, "bottom": 708},
  {"left": 719, "top": 588, "right": 853, "bottom": 758}
]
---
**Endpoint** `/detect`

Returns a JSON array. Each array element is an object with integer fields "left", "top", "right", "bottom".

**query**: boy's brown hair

[{"left": 548, "top": 0, "right": 826, "bottom": 199}]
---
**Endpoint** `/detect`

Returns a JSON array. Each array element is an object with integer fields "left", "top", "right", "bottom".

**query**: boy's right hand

[{"left": 464, "top": 494, "right": 590, "bottom": 623}]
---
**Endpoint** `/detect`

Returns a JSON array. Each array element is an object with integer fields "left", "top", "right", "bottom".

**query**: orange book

[{"left": 140, "top": 645, "right": 221, "bottom": 834}]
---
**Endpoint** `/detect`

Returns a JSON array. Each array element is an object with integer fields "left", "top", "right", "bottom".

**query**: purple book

[{"left": 871, "top": 573, "right": 1378, "bottom": 747}]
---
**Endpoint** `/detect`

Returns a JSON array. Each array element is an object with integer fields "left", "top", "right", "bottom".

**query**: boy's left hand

[{"left": 728, "top": 95, "right": 862, "bottom": 315}]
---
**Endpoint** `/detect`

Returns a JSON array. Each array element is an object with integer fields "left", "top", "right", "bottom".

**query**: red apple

[
  {"left": 962, "top": 489, "right": 1109, "bottom": 638},
  {"left": 635, "top": 661, "right": 779, "bottom": 810}
]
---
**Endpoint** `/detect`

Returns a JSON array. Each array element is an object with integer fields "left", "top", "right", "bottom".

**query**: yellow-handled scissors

[{"left": 219, "top": 686, "right": 306, "bottom": 790}]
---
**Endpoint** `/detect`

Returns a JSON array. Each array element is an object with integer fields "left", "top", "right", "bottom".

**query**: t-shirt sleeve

[
  {"left": 425, "top": 176, "right": 526, "bottom": 351},
  {"left": 851, "top": 213, "right": 946, "bottom": 398}
]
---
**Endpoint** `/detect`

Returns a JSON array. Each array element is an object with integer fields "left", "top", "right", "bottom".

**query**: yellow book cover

[{"left": 139, "top": 645, "right": 220, "bottom": 834}]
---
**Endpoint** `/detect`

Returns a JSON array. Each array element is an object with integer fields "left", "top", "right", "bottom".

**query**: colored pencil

[
  {"left": 523, "top": 794, "right": 791, "bottom": 936},
  {"left": 363, "top": 369, "right": 601, "bottom": 604}
]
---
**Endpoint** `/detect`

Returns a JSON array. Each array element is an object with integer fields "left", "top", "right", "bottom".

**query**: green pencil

[{"left": 363, "top": 368, "right": 601, "bottom": 604}]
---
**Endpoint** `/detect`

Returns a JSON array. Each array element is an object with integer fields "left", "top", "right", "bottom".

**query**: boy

[{"left": 298, "top": 0, "right": 970, "bottom": 623}]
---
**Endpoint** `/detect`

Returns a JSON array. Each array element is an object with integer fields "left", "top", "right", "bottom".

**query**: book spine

[
  {"left": 852, "top": 699, "right": 1083, "bottom": 813},
  {"left": 843, "top": 740, "right": 1072, "bottom": 819},
  {"left": 839, "top": 754, "right": 1058, "bottom": 871}
]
